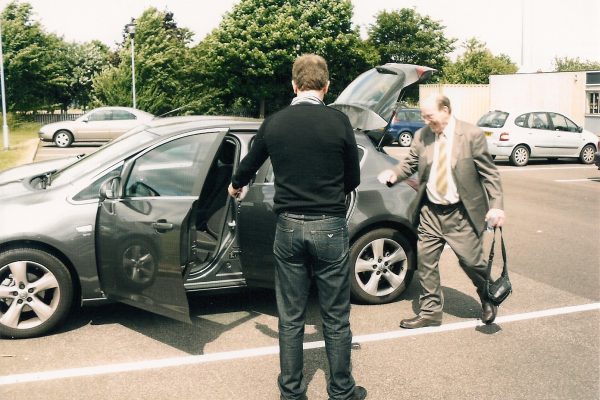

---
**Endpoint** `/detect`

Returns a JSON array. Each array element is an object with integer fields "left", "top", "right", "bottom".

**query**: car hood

[
  {"left": 330, "top": 63, "right": 436, "bottom": 130},
  {"left": 0, "top": 155, "right": 80, "bottom": 185}
]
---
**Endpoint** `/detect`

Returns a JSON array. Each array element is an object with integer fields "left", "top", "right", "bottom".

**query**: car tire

[
  {"left": 579, "top": 144, "right": 595, "bottom": 164},
  {"left": 349, "top": 228, "right": 415, "bottom": 304},
  {"left": 0, "top": 248, "right": 73, "bottom": 339},
  {"left": 54, "top": 130, "right": 74, "bottom": 148},
  {"left": 509, "top": 145, "right": 529, "bottom": 167},
  {"left": 398, "top": 132, "right": 413, "bottom": 147}
]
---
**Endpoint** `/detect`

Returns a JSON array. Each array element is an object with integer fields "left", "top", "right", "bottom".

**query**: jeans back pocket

[{"left": 312, "top": 226, "right": 348, "bottom": 263}]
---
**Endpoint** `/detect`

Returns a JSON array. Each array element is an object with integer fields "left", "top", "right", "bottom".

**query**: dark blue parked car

[{"left": 387, "top": 108, "right": 424, "bottom": 147}]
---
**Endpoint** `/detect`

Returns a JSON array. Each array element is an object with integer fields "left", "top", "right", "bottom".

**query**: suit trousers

[{"left": 416, "top": 201, "right": 489, "bottom": 320}]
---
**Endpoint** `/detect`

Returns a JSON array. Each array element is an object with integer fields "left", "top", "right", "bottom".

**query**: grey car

[{"left": 0, "top": 63, "right": 435, "bottom": 338}]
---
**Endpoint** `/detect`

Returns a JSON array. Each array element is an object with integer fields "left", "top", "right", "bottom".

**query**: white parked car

[
  {"left": 38, "top": 107, "right": 155, "bottom": 148},
  {"left": 477, "top": 110, "right": 598, "bottom": 166}
]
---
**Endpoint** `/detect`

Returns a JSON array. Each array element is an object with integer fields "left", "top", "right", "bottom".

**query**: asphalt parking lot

[{"left": 1, "top": 143, "right": 599, "bottom": 400}]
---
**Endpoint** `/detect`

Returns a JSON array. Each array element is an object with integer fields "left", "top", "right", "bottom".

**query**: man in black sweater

[{"left": 228, "top": 54, "right": 365, "bottom": 400}]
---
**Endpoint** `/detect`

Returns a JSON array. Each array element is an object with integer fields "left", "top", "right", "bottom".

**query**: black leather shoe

[
  {"left": 481, "top": 300, "right": 498, "bottom": 324},
  {"left": 352, "top": 386, "right": 367, "bottom": 400},
  {"left": 399, "top": 315, "right": 442, "bottom": 329}
]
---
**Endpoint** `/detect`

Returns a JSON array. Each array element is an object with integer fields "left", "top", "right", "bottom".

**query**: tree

[
  {"left": 367, "top": 8, "right": 455, "bottom": 74},
  {"left": 553, "top": 56, "right": 600, "bottom": 72},
  {"left": 1, "top": 1, "right": 71, "bottom": 111},
  {"left": 442, "top": 38, "right": 518, "bottom": 84},
  {"left": 67, "top": 41, "right": 111, "bottom": 110},
  {"left": 93, "top": 8, "right": 195, "bottom": 115},
  {"left": 196, "top": 0, "right": 378, "bottom": 117}
]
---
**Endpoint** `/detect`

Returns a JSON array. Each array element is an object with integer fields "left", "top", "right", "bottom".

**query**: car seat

[{"left": 194, "top": 142, "right": 235, "bottom": 258}]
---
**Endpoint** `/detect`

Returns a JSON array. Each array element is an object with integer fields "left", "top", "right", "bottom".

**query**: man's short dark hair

[{"left": 292, "top": 54, "right": 329, "bottom": 91}]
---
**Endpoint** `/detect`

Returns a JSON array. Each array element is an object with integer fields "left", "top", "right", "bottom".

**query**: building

[{"left": 420, "top": 71, "right": 600, "bottom": 135}]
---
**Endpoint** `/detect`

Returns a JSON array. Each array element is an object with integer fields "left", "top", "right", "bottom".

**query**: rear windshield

[{"left": 477, "top": 111, "right": 509, "bottom": 128}]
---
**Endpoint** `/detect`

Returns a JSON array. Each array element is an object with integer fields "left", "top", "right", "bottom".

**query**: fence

[{"left": 19, "top": 113, "right": 85, "bottom": 125}]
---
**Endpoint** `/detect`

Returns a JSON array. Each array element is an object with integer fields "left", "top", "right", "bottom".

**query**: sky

[{"left": 4, "top": 0, "right": 600, "bottom": 72}]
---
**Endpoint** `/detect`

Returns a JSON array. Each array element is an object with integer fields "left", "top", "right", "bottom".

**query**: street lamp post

[
  {"left": 125, "top": 20, "right": 136, "bottom": 109},
  {"left": 0, "top": 19, "right": 9, "bottom": 150}
]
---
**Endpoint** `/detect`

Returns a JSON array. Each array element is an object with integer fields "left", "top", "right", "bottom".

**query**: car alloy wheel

[
  {"left": 510, "top": 145, "right": 529, "bottom": 167},
  {"left": 0, "top": 248, "right": 73, "bottom": 339},
  {"left": 579, "top": 144, "right": 595, "bottom": 164},
  {"left": 54, "top": 130, "right": 74, "bottom": 148},
  {"left": 398, "top": 132, "right": 413, "bottom": 147},
  {"left": 350, "top": 228, "right": 415, "bottom": 304},
  {"left": 117, "top": 241, "right": 157, "bottom": 290}
]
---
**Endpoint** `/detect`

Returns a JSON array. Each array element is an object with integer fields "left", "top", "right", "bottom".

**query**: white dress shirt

[{"left": 426, "top": 117, "right": 460, "bottom": 205}]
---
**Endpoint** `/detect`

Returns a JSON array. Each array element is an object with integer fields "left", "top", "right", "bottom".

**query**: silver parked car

[
  {"left": 0, "top": 63, "right": 435, "bottom": 338},
  {"left": 38, "top": 106, "right": 155, "bottom": 148},
  {"left": 478, "top": 109, "right": 598, "bottom": 166}
]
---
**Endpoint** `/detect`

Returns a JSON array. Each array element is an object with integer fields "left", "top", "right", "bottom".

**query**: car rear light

[{"left": 499, "top": 132, "right": 510, "bottom": 141}]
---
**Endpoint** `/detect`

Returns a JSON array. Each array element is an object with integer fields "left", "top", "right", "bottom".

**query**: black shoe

[
  {"left": 481, "top": 300, "right": 498, "bottom": 324},
  {"left": 399, "top": 315, "right": 442, "bottom": 329},
  {"left": 352, "top": 386, "right": 367, "bottom": 400}
]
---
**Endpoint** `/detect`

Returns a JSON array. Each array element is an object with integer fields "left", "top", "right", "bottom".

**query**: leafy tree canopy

[
  {"left": 1, "top": 1, "right": 69, "bottom": 111},
  {"left": 442, "top": 38, "right": 518, "bottom": 84},
  {"left": 196, "top": 0, "right": 378, "bottom": 117},
  {"left": 553, "top": 56, "right": 600, "bottom": 72},
  {"left": 367, "top": 8, "right": 456, "bottom": 75},
  {"left": 93, "top": 8, "right": 195, "bottom": 115}
]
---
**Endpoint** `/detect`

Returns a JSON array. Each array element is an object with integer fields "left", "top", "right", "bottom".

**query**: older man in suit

[{"left": 378, "top": 94, "right": 505, "bottom": 328}]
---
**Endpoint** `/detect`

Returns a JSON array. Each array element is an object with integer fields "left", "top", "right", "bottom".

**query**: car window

[
  {"left": 514, "top": 113, "right": 528, "bottom": 127},
  {"left": 88, "top": 110, "right": 113, "bottom": 121},
  {"left": 477, "top": 111, "right": 508, "bottom": 128},
  {"left": 395, "top": 111, "right": 408, "bottom": 121},
  {"left": 112, "top": 110, "right": 136, "bottom": 120},
  {"left": 409, "top": 111, "right": 423, "bottom": 122},
  {"left": 51, "top": 130, "right": 158, "bottom": 185},
  {"left": 124, "top": 133, "right": 218, "bottom": 197},
  {"left": 549, "top": 112, "right": 578, "bottom": 132},
  {"left": 529, "top": 112, "right": 550, "bottom": 130},
  {"left": 73, "top": 166, "right": 123, "bottom": 201}
]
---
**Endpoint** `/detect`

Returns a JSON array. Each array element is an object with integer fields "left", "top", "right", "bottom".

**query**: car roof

[
  {"left": 89, "top": 106, "right": 155, "bottom": 117},
  {"left": 487, "top": 109, "right": 576, "bottom": 117},
  {"left": 140, "top": 115, "right": 263, "bottom": 136}
]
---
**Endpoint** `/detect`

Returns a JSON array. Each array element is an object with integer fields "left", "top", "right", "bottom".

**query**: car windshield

[
  {"left": 477, "top": 111, "right": 509, "bottom": 128},
  {"left": 51, "top": 130, "right": 158, "bottom": 185}
]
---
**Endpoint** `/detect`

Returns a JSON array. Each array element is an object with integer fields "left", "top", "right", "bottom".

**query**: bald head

[{"left": 420, "top": 94, "right": 452, "bottom": 134}]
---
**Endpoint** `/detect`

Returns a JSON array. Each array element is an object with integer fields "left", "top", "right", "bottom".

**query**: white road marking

[
  {"left": 554, "top": 178, "right": 600, "bottom": 183},
  {"left": 498, "top": 166, "right": 596, "bottom": 172},
  {"left": 1, "top": 302, "right": 598, "bottom": 386}
]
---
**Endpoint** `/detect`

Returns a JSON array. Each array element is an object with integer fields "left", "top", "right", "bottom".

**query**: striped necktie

[{"left": 436, "top": 134, "right": 448, "bottom": 198}]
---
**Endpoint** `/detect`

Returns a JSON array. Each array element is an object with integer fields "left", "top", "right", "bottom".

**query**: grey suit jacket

[{"left": 393, "top": 119, "right": 503, "bottom": 236}]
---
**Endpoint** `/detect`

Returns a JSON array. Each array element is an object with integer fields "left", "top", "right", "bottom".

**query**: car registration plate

[{"left": 484, "top": 131, "right": 492, "bottom": 137}]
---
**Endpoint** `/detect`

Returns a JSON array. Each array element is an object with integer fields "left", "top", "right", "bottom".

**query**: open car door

[{"left": 96, "top": 129, "right": 227, "bottom": 323}]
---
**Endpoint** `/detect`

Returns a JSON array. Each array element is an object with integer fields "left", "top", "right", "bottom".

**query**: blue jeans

[{"left": 274, "top": 212, "right": 356, "bottom": 400}]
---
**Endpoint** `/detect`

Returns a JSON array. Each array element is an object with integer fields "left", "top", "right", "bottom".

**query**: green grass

[{"left": 0, "top": 121, "right": 40, "bottom": 172}]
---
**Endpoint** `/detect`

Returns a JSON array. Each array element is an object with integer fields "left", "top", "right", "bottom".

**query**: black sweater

[{"left": 231, "top": 104, "right": 361, "bottom": 217}]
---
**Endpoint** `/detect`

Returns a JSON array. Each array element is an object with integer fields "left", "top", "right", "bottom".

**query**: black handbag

[{"left": 485, "top": 227, "right": 512, "bottom": 306}]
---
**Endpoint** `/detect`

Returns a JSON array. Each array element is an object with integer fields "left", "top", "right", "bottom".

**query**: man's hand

[
  {"left": 228, "top": 183, "right": 242, "bottom": 198},
  {"left": 485, "top": 208, "right": 505, "bottom": 228},
  {"left": 377, "top": 169, "right": 398, "bottom": 187}
]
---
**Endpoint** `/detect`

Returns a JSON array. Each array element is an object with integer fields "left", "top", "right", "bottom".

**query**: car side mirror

[
  {"left": 577, "top": 126, "right": 583, "bottom": 133},
  {"left": 99, "top": 176, "right": 121, "bottom": 201}
]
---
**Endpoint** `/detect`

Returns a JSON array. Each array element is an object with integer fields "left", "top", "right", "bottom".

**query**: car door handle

[{"left": 152, "top": 220, "right": 173, "bottom": 232}]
